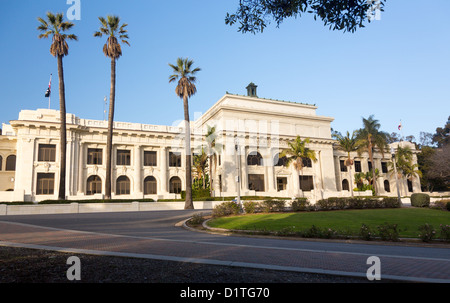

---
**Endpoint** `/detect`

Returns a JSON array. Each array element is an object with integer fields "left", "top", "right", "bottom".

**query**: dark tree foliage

[
  {"left": 432, "top": 116, "right": 450, "bottom": 148},
  {"left": 226, "top": 0, "right": 386, "bottom": 34}
]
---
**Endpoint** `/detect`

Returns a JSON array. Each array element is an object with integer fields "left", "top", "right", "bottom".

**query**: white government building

[{"left": 0, "top": 83, "right": 421, "bottom": 203}]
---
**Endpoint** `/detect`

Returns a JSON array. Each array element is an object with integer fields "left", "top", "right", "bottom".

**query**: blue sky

[{"left": 1, "top": 0, "right": 449, "bottom": 141}]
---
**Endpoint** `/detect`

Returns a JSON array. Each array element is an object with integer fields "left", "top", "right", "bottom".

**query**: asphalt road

[{"left": 1, "top": 210, "right": 449, "bottom": 283}]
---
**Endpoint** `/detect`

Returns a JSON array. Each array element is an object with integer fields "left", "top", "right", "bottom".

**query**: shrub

[
  {"left": 290, "top": 198, "right": 310, "bottom": 211},
  {"left": 189, "top": 212, "right": 206, "bottom": 225},
  {"left": 377, "top": 223, "right": 400, "bottom": 241},
  {"left": 260, "top": 199, "right": 286, "bottom": 212},
  {"left": 212, "top": 202, "right": 240, "bottom": 218},
  {"left": 447, "top": 202, "right": 450, "bottom": 212},
  {"left": 417, "top": 223, "right": 436, "bottom": 242},
  {"left": 410, "top": 193, "right": 430, "bottom": 207},
  {"left": 299, "top": 225, "right": 338, "bottom": 239},
  {"left": 439, "top": 224, "right": 450, "bottom": 242},
  {"left": 359, "top": 224, "right": 376, "bottom": 241},
  {"left": 242, "top": 201, "right": 258, "bottom": 214}
]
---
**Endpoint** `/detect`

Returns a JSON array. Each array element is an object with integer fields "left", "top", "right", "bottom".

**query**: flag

[
  {"left": 398, "top": 121, "right": 402, "bottom": 131},
  {"left": 45, "top": 74, "right": 52, "bottom": 98}
]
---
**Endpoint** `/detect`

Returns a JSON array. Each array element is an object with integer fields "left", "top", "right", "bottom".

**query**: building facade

[{"left": 0, "top": 85, "right": 421, "bottom": 202}]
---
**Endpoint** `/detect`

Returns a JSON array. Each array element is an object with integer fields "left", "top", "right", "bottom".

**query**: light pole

[
  {"left": 234, "top": 137, "right": 241, "bottom": 209},
  {"left": 391, "top": 147, "right": 402, "bottom": 206}
]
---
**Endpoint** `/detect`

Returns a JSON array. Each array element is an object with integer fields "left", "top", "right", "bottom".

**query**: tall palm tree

[
  {"left": 333, "top": 131, "right": 358, "bottom": 196},
  {"left": 280, "top": 136, "right": 317, "bottom": 197},
  {"left": 94, "top": 15, "right": 130, "bottom": 199},
  {"left": 37, "top": 12, "right": 77, "bottom": 200},
  {"left": 355, "top": 115, "right": 389, "bottom": 196},
  {"left": 205, "top": 125, "right": 223, "bottom": 195},
  {"left": 169, "top": 58, "right": 201, "bottom": 209}
]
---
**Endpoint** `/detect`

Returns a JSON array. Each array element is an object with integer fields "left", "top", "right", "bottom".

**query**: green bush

[
  {"left": 410, "top": 193, "right": 430, "bottom": 207},
  {"left": 212, "top": 202, "right": 240, "bottom": 218},
  {"left": 377, "top": 223, "right": 400, "bottom": 241},
  {"left": 417, "top": 223, "right": 436, "bottom": 242},
  {"left": 290, "top": 198, "right": 311, "bottom": 211},
  {"left": 439, "top": 224, "right": 450, "bottom": 242},
  {"left": 315, "top": 197, "right": 401, "bottom": 211},
  {"left": 242, "top": 201, "right": 258, "bottom": 214},
  {"left": 447, "top": 202, "right": 450, "bottom": 211},
  {"left": 260, "top": 199, "right": 286, "bottom": 212},
  {"left": 359, "top": 224, "right": 376, "bottom": 241}
]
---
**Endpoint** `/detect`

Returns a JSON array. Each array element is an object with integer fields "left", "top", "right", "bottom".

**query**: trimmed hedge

[
  {"left": 410, "top": 193, "right": 430, "bottom": 208},
  {"left": 315, "top": 197, "right": 401, "bottom": 211}
]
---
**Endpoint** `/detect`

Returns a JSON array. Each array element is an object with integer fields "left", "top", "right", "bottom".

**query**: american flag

[{"left": 398, "top": 121, "right": 402, "bottom": 131}]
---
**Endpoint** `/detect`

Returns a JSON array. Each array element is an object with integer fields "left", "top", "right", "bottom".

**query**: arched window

[
  {"left": 169, "top": 176, "right": 182, "bottom": 194},
  {"left": 6, "top": 155, "right": 16, "bottom": 171},
  {"left": 247, "top": 152, "right": 263, "bottom": 166},
  {"left": 144, "top": 176, "right": 157, "bottom": 195},
  {"left": 116, "top": 176, "right": 130, "bottom": 195},
  {"left": 86, "top": 175, "right": 102, "bottom": 195},
  {"left": 407, "top": 179, "right": 413, "bottom": 192},
  {"left": 342, "top": 179, "right": 349, "bottom": 191},
  {"left": 0, "top": 155, "right": 2, "bottom": 171},
  {"left": 384, "top": 180, "right": 390, "bottom": 193},
  {"left": 274, "top": 153, "right": 287, "bottom": 166}
]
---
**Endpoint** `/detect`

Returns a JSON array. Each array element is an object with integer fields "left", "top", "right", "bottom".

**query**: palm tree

[
  {"left": 333, "top": 131, "right": 358, "bottom": 196},
  {"left": 37, "top": 12, "right": 78, "bottom": 200},
  {"left": 389, "top": 146, "right": 422, "bottom": 194},
  {"left": 205, "top": 125, "right": 223, "bottom": 195},
  {"left": 169, "top": 58, "right": 201, "bottom": 209},
  {"left": 193, "top": 148, "right": 208, "bottom": 189},
  {"left": 280, "top": 136, "right": 317, "bottom": 197},
  {"left": 94, "top": 15, "right": 130, "bottom": 199},
  {"left": 355, "top": 115, "right": 389, "bottom": 196}
]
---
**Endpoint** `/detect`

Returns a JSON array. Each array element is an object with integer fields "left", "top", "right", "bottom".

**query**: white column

[
  {"left": 160, "top": 146, "right": 168, "bottom": 195},
  {"left": 133, "top": 145, "right": 142, "bottom": 197},
  {"left": 77, "top": 142, "right": 85, "bottom": 195}
]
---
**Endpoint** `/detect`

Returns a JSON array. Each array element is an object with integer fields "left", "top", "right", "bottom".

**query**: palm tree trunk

[
  {"left": 209, "top": 155, "right": 213, "bottom": 194},
  {"left": 368, "top": 141, "right": 378, "bottom": 196},
  {"left": 183, "top": 96, "right": 193, "bottom": 209},
  {"left": 57, "top": 54, "right": 66, "bottom": 200},
  {"left": 349, "top": 163, "right": 354, "bottom": 197},
  {"left": 105, "top": 58, "right": 116, "bottom": 199}
]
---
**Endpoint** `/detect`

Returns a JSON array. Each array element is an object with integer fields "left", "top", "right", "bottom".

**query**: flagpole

[{"left": 48, "top": 74, "right": 52, "bottom": 109}]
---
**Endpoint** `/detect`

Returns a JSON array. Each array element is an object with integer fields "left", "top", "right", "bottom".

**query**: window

[
  {"left": 354, "top": 161, "right": 362, "bottom": 172},
  {"left": 368, "top": 161, "right": 373, "bottom": 172},
  {"left": 219, "top": 175, "right": 222, "bottom": 192},
  {"left": 116, "top": 176, "right": 130, "bottom": 195},
  {"left": 117, "top": 150, "right": 131, "bottom": 166},
  {"left": 144, "top": 151, "right": 157, "bottom": 167},
  {"left": 36, "top": 173, "right": 55, "bottom": 195},
  {"left": 407, "top": 179, "right": 413, "bottom": 192},
  {"left": 86, "top": 175, "right": 102, "bottom": 195},
  {"left": 38, "top": 144, "right": 56, "bottom": 162},
  {"left": 247, "top": 152, "right": 263, "bottom": 166},
  {"left": 381, "top": 162, "right": 388, "bottom": 174},
  {"left": 170, "top": 176, "right": 182, "bottom": 194},
  {"left": 384, "top": 180, "right": 390, "bottom": 193},
  {"left": 144, "top": 176, "right": 157, "bottom": 195},
  {"left": 277, "top": 177, "right": 287, "bottom": 191},
  {"left": 5, "top": 155, "right": 16, "bottom": 171},
  {"left": 0, "top": 155, "right": 2, "bottom": 171},
  {"left": 340, "top": 160, "right": 347, "bottom": 172},
  {"left": 342, "top": 179, "right": 349, "bottom": 191},
  {"left": 299, "top": 176, "right": 314, "bottom": 191},
  {"left": 248, "top": 174, "right": 265, "bottom": 191},
  {"left": 302, "top": 158, "right": 312, "bottom": 168},
  {"left": 87, "top": 148, "right": 103, "bottom": 165},
  {"left": 274, "top": 153, "right": 287, "bottom": 166},
  {"left": 169, "top": 152, "right": 181, "bottom": 167}
]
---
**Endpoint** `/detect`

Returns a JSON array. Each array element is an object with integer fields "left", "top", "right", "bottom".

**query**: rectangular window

[
  {"left": 340, "top": 160, "right": 347, "bottom": 172},
  {"left": 299, "top": 176, "right": 314, "bottom": 191},
  {"left": 277, "top": 177, "right": 287, "bottom": 191},
  {"left": 248, "top": 174, "right": 265, "bottom": 192},
  {"left": 36, "top": 173, "right": 55, "bottom": 195},
  {"left": 144, "top": 151, "right": 157, "bottom": 166},
  {"left": 169, "top": 152, "right": 182, "bottom": 167},
  {"left": 117, "top": 150, "right": 131, "bottom": 166},
  {"left": 368, "top": 161, "right": 373, "bottom": 172},
  {"left": 38, "top": 144, "right": 56, "bottom": 162},
  {"left": 354, "top": 161, "right": 362, "bottom": 172},
  {"left": 302, "top": 158, "right": 312, "bottom": 168},
  {"left": 87, "top": 148, "right": 103, "bottom": 165},
  {"left": 381, "top": 162, "right": 388, "bottom": 174}
]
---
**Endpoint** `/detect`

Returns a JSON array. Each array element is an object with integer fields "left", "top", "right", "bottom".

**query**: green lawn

[{"left": 208, "top": 208, "right": 450, "bottom": 238}]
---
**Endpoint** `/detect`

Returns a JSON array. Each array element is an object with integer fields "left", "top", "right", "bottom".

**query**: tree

[
  {"left": 428, "top": 145, "right": 450, "bottom": 191},
  {"left": 389, "top": 146, "right": 422, "bottom": 195},
  {"left": 169, "top": 58, "right": 201, "bottom": 209},
  {"left": 432, "top": 116, "right": 450, "bottom": 148},
  {"left": 333, "top": 131, "right": 358, "bottom": 196},
  {"left": 37, "top": 12, "right": 78, "bottom": 200},
  {"left": 94, "top": 15, "right": 130, "bottom": 199},
  {"left": 280, "top": 136, "right": 317, "bottom": 197},
  {"left": 205, "top": 125, "right": 223, "bottom": 195},
  {"left": 226, "top": 0, "right": 386, "bottom": 34},
  {"left": 355, "top": 115, "right": 389, "bottom": 196},
  {"left": 193, "top": 148, "right": 208, "bottom": 189}
]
